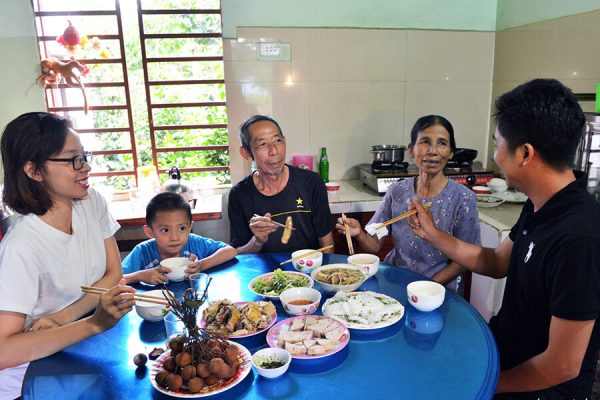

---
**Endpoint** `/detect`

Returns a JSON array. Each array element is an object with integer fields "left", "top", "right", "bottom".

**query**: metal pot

[{"left": 371, "top": 145, "right": 406, "bottom": 163}]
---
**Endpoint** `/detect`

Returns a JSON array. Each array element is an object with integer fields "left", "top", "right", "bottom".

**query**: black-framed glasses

[{"left": 47, "top": 151, "right": 93, "bottom": 170}]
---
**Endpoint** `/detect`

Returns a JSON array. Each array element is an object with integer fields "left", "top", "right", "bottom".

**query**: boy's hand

[
  {"left": 137, "top": 267, "right": 169, "bottom": 285},
  {"left": 185, "top": 255, "right": 203, "bottom": 276}
]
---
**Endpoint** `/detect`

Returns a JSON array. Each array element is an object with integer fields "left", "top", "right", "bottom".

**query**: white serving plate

[
  {"left": 476, "top": 194, "right": 505, "bottom": 208},
  {"left": 266, "top": 315, "right": 350, "bottom": 360},
  {"left": 493, "top": 190, "right": 528, "bottom": 203},
  {"left": 199, "top": 301, "right": 277, "bottom": 338},
  {"left": 322, "top": 291, "right": 404, "bottom": 330},
  {"left": 149, "top": 341, "right": 251, "bottom": 398}
]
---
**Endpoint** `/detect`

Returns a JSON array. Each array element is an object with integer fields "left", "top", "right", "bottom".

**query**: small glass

[
  {"left": 163, "top": 312, "right": 185, "bottom": 338},
  {"left": 189, "top": 272, "right": 211, "bottom": 302}
]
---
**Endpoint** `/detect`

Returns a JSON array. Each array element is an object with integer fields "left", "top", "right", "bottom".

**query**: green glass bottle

[{"left": 319, "top": 147, "right": 329, "bottom": 183}]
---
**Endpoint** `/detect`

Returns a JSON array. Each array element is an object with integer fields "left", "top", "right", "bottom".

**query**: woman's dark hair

[
  {"left": 1, "top": 112, "right": 72, "bottom": 215},
  {"left": 238, "top": 115, "right": 284, "bottom": 158},
  {"left": 494, "top": 78, "right": 585, "bottom": 170},
  {"left": 409, "top": 115, "right": 457, "bottom": 153},
  {"left": 146, "top": 192, "right": 192, "bottom": 226}
]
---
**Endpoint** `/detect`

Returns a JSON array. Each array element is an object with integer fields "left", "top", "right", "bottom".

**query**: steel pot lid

[{"left": 371, "top": 145, "right": 406, "bottom": 151}]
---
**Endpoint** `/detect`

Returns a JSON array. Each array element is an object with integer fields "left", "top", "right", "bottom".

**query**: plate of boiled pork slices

[{"left": 266, "top": 315, "right": 350, "bottom": 359}]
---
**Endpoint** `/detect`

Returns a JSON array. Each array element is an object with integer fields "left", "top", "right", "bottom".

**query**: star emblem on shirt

[{"left": 296, "top": 197, "right": 303, "bottom": 206}]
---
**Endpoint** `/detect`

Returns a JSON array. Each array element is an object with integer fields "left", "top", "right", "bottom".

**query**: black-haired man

[
  {"left": 411, "top": 79, "right": 600, "bottom": 399},
  {"left": 228, "top": 115, "right": 334, "bottom": 254}
]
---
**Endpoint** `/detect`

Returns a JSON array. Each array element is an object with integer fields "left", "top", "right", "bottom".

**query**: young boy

[{"left": 122, "top": 192, "right": 236, "bottom": 285}]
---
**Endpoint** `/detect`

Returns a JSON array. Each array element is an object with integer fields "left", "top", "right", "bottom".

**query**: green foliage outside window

[{"left": 89, "top": 0, "right": 229, "bottom": 190}]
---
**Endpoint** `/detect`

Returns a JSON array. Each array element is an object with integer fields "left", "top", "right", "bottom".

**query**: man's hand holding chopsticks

[
  {"left": 409, "top": 197, "right": 437, "bottom": 240},
  {"left": 249, "top": 213, "right": 278, "bottom": 245}
]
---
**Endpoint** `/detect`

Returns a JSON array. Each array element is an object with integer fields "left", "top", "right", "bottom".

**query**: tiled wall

[
  {"left": 489, "top": 10, "right": 600, "bottom": 171},
  {"left": 224, "top": 28, "right": 495, "bottom": 183}
]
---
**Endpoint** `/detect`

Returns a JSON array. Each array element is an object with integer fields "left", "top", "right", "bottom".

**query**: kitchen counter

[
  {"left": 478, "top": 202, "right": 523, "bottom": 231},
  {"left": 327, "top": 180, "right": 383, "bottom": 214}
]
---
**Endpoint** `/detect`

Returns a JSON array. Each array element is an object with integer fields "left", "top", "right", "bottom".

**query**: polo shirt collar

[{"left": 522, "top": 170, "right": 587, "bottom": 222}]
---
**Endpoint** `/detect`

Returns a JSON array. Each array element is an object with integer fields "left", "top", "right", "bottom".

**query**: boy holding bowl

[{"left": 122, "top": 192, "right": 236, "bottom": 285}]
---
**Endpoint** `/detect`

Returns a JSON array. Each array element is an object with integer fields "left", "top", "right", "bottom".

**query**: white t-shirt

[{"left": 0, "top": 188, "right": 120, "bottom": 399}]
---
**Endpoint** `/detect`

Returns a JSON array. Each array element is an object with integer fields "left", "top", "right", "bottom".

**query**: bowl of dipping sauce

[
  {"left": 280, "top": 287, "right": 321, "bottom": 316},
  {"left": 252, "top": 347, "right": 292, "bottom": 379}
]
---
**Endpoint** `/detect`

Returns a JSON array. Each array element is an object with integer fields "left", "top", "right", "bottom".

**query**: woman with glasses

[{"left": 0, "top": 112, "right": 134, "bottom": 399}]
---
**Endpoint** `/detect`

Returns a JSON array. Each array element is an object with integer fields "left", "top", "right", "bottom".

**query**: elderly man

[
  {"left": 228, "top": 115, "right": 334, "bottom": 254},
  {"left": 411, "top": 79, "right": 600, "bottom": 399}
]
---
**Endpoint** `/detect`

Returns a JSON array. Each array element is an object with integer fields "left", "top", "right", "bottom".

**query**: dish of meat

[
  {"left": 266, "top": 315, "right": 350, "bottom": 359},
  {"left": 199, "top": 300, "right": 277, "bottom": 338}
]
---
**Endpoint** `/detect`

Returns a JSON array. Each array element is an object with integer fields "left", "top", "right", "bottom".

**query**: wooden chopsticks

[
  {"left": 253, "top": 214, "right": 296, "bottom": 230},
  {"left": 81, "top": 286, "right": 170, "bottom": 306},
  {"left": 279, "top": 244, "right": 334, "bottom": 265},
  {"left": 373, "top": 201, "right": 433, "bottom": 230},
  {"left": 342, "top": 213, "right": 355, "bottom": 255}
]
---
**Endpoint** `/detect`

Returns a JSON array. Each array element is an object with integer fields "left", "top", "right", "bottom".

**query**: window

[{"left": 32, "top": 0, "right": 230, "bottom": 190}]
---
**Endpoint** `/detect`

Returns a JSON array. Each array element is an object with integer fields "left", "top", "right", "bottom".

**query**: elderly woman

[
  {"left": 337, "top": 115, "right": 480, "bottom": 291},
  {"left": 0, "top": 112, "right": 135, "bottom": 399}
]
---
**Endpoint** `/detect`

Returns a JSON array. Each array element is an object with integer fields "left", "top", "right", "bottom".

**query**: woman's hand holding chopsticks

[
  {"left": 334, "top": 215, "right": 362, "bottom": 237},
  {"left": 89, "top": 279, "right": 136, "bottom": 333}
]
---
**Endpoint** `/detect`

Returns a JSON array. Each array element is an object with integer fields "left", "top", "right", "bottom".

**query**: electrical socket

[
  {"left": 256, "top": 42, "right": 291, "bottom": 61},
  {"left": 259, "top": 43, "right": 280, "bottom": 57}
]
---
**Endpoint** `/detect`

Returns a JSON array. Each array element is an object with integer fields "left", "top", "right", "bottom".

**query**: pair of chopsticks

[
  {"left": 373, "top": 201, "right": 433, "bottom": 230},
  {"left": 279, "top": 244, "right": 334, "bottom": 265},
  {"left": 252, "top": 214, "right": 297, "bottom": 230},
  {"left": 81, "top": 286, "right": 170, "bottom": 306},
  {"left": 342, "top": 213, "right": 355, "bottom": 255}
]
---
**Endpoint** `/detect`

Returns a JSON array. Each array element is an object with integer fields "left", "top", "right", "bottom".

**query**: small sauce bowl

[
  {"left": 280, "top": 287, "right": 321, "bottom": 316},
  {"left": 252, "top": 348, "right": 291, "bottom": 379}
]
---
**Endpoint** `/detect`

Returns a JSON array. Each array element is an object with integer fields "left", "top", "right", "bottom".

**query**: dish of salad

[{"left": 249, "top": 269, "right": 315, "bottom": 300}]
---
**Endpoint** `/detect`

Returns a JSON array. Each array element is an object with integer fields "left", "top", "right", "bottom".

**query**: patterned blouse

[{"left": 368, "top": 177, "right": 480, "bottom": 291}]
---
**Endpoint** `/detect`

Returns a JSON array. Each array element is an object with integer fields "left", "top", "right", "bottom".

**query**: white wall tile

[
  {"left": 309, "top": 82, "right": 406, "bottom": 179},
  {"left": 308, "top": 29, "right": 407, "bottom": 82},
  {"left": 406, "top": 30, "right": 495, "bottom": 82}
]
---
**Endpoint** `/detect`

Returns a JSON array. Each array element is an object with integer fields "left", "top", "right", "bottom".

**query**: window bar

[
  {"left": 136, "top": 0, "right": 159, "bottom": 171},
  {"left": 137, "top": 0, "right": 229, "bottom": 180},
  {"left": 115, "top": 0, "right": 139, "bottom": 184},
  {"left": 33, "top": 1, "right": 139, "bottom": 183}
]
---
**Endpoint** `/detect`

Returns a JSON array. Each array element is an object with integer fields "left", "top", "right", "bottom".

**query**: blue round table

[{"left": 22, "top": 254, "right": 498, "bottom": 399}]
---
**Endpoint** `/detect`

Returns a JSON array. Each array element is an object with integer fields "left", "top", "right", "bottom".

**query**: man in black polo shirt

[
  {"left": 228, "top": 115, "right": 334, "bottom": 254},
  {"left": 410, "top": 79, "right": 600, "bottom": 399}
]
